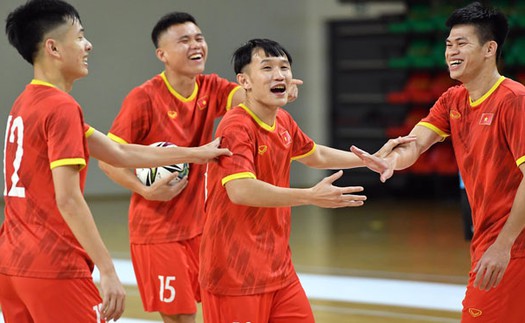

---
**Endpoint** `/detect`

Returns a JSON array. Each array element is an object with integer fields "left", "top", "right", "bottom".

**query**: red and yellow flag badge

[
  {"left": 197, "top": 96, "right": 208, "bottom": 110},
  {"left": 479, "top": 113, "right": 494, "bottom": 125},
  {"left": 280, "top": 130, "right": 292, "bottom": 146}
]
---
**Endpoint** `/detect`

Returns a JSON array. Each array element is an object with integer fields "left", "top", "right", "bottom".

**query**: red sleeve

[
  {"left": 201, "top": 74, "right": 241, "bottom": 117},
  {"left": 418, "top": 87, "right": 456, "bottom": 137},
  {"left": 108, "top": 87, "right": 152, "bottom": 143},
  {"left": 46, "top": 100, "right": 87, "bottom": 168},
  {"left": 215, "top": 115, "right": 257, "bottom": 182},
  {"left": 284, "top": 111, "right": 315, "bottom": 159},
  {"left": 502, "top": 95, "right": 525, "bottom": 165}
]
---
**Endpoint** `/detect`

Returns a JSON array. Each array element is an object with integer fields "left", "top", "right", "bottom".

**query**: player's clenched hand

[
  {"left": 99, "top": 271, "right": 126, "bottom": 321},
  {"left": 287, "top": 78, "right": 303, "bottom": 103},
  {"left": 473, "top": 242, "right": 511, "bottom": 291},
  {"left": 192, "top": 137, "right": 232, "bottom": 164},
  {"left": 142, "top": 172, "right": 188, "bottom": 201},
  {"left": 309, "top": 170, "right": 366, "bottom": 208}
]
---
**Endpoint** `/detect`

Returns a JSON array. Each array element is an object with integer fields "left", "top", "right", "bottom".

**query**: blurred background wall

[{"left": 0, "top": 0, "right": 403, "bottom": 196}]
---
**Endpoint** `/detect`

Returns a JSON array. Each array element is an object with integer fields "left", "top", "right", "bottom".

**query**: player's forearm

[
  {"left": 226, "top": 179, "right": 311, "bottom": 207},
  {"left": 386, "top": 143, "right": 421, "bottom": 171},
  {"left": 55, "top": 191, "right": 116, "bottom": 275},
  {"left": 301, "top": 145, "right": 363, "bottom": 169},
  {"left": 111, "top": 143, "right": 202, "bottom": 167},
  {"left": 88, "top": 130, "right": 213, "bottom": 168},
  {"left": 98, "top": 160, "right": 148, "bottom": 195}
]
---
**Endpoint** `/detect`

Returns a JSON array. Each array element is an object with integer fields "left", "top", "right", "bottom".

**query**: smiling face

[
  {"left": 156, "top": 22, "right": 207, "bottom": 77},
  {"left": 445, "top": 24, "right": 495, "bottom": 84},
  {"left": 237, "top": 48, "right": 292, "bottom": 109},
  {"left": 48, "top": 18, "right": 92, "bottom": 81}
]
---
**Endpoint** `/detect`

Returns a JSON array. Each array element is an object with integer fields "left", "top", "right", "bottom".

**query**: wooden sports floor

[{"left": 1, "top": 194, "right": 470, "bottom": 323}]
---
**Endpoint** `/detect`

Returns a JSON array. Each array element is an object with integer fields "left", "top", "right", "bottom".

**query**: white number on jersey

[
  {"left": 158, "top": 275, "right": 176, "bottom": 303},
  {"left": 3, "top": 115, "right": 25, "bottom": 198},
  {"left": 93, "top": 303, "right": 103, "bottom": 323}
]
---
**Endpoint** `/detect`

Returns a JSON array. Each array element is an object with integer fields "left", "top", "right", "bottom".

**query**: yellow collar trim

[
  {"left": 239, "top": 104, "right": 275, "bottom": 131},
  {"left": 470, "top": 76, "right": 505, "bottom": 107},
  {"left": 160, "top": 71, "right": 198, "bottom": 102},
  {"left": 31, "top": 79, "right": 56, "bottom": 88}
]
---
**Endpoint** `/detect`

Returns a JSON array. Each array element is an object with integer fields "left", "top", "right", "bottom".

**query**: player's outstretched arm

[
  {"left": 52, "top": 165, "right": 125, "bottom": 321},
  {"left": 352, "top": 126, "right": 440, "bottom": 182},
  {"left": 87, "top": 130, "right": 232, "bottom": 168},
  {"left": 225, "top": 170, "right": 365, "bottom": 208},
  {"left": 297, "top": 135, "right": 416, "bottom": 173}
]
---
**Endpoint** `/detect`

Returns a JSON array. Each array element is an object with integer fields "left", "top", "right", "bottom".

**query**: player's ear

[
  {"left": 485, "top": 40, "right": 497, "bottom": 59},
  {"left": 156, "top": 48, "right": 167, "bottom": 63},
  {"left": 237, "top": 72, "right": 251, "bottom": 90},
  {"left": 44, "top": 38, "right": 60, "bottom": 59}
]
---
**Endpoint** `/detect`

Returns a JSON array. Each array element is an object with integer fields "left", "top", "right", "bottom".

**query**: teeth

[
  {"left": 271, "top": 85, "right": 286, "bottom": 93},
  {"left": 450, "top": 60, "right": 462, "bottom": 66},
  {"left": 190, "top": 54, "right": 202, "bottom": 60}
]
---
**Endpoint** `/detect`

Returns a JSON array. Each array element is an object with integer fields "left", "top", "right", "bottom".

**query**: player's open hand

[
  {"left": 473, "top": 242, "right": 511, "bottom": 291},
  {"left": 374, "top": 135, "right": 416, "bottom": 158},
  {"left": 142, "top": 172, "right": 188, "bottom": 201},
  {"left": 309, "top": 170, "right": 366, "bottom": 208},
  {"left": 193, "top": 137, "right": 232, "bottom": 164},
  {"left": 99, "top": 271, "right": 126, "bottom": 322},
  {"left": 287, "top": 78, "right": 303, "bottom": 103},
  {"left": 351, "top": 135, "right": 416, "bottom": 183}
]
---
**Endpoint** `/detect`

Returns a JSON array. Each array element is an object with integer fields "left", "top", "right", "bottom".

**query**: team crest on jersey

[
  {"left": 167, "top": 110, "right": 178, "bottom": 119},
  {"left": 280, "top": 130, "right": 292, "bottom": 146},
  {"left": 450, "top": 109, "right": 461, "bottom": 119},
  {"left": 468, "top": 308, "right": 482, "bottom": 318},
  {"left": 197, "top": 96, "right": 208, "bottom": 110},
  {"left": 479, "top": 113, "right": 494, "bottom": 125},
  {"left": 258, "top": 145, "right": 268, "bottom": 155}
]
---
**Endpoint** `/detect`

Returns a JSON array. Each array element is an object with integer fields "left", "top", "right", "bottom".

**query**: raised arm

[
  {"left": 87, "top": 130, "right": 231, "bottom": 168},
  {"left": 225, "top": 170, "right": 365, "bottom": 208}
]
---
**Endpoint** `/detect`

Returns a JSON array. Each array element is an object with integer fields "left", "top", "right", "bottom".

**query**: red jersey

[
  {"left": 107, "top": 72, "right": 240, "bottom": 244},
  {"left": 200, "top": 104, "right": 315, "bottom": 295},
  {"left": 419, "top": 76, "right": 525, "bottom": 261},
  {"left": 0, "top": 80, "right": 93, "bottom": 279}
]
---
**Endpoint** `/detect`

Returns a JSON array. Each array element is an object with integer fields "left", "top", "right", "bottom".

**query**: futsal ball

[{"left": 135, "top": 142, "right": 190, "bottom": 186}]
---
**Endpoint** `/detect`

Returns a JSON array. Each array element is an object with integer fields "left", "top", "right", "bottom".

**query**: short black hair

[
  {"left": 5, "top": 0, "right": 81, "bottom": 65},
  {"left": 446, "top": 1, "right": 508, "bottom": 62},
  {"left": 151, "top": 12, "right": 198, "bottom": 48},
  {"left": 232, "top": 38, "right": 292, "bottom": 74}
]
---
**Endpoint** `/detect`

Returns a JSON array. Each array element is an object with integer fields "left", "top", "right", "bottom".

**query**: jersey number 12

[{"left": 3, "top": 115, "right": 25, "bottom": 198}]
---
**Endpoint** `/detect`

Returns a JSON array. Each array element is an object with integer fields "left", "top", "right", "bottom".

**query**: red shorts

[
  {"left": 461, "top": 257, "right": 525, "bottom": 323},
  {"left": 0, "top": 274, "right": 104, "bottom": 323},
  {"left": 201, "top": 276, "right": 314, "bottom": 323},
  {"left": 131, "top": 236, "right": 201, "bottom": 315}
]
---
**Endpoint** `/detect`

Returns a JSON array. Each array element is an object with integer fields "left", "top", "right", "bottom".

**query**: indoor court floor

[{"left": 0, "top": 194, "right": 470, "bottom": 323}]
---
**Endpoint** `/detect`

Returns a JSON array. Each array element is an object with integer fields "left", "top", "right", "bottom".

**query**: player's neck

[
  {"left": 244, "top": 98, "right": 279, "bottom": 126},
  {"left": 33, "top": 64, "right": 74, "bottom": 93},
  {"left": 464, "top": 67, "right": 501, "bottom": 102},
  {"left": 163, "top": 69, "right": 196, "bottom": 98}
]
